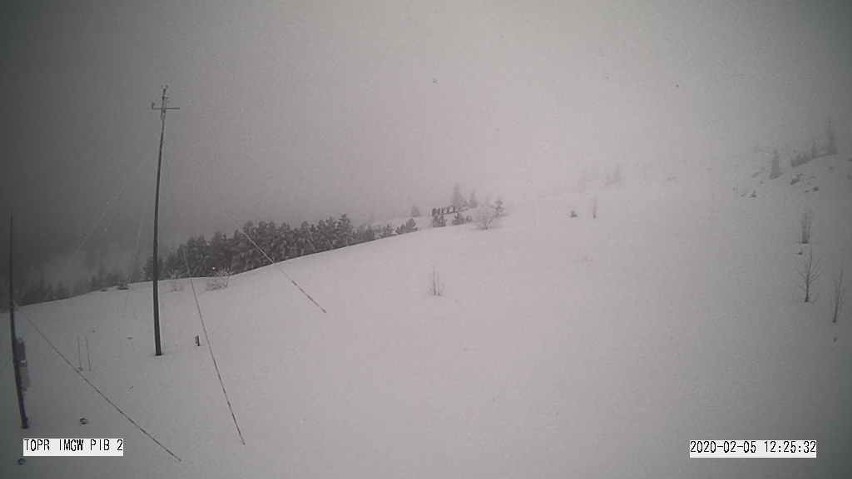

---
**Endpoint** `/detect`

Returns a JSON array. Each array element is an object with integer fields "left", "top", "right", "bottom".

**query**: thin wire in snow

[
  {"left": 180, "top": 249, "right": 246, "bottom": 445},
  {"left": 238, "top": 228, "right": 328, "bottom": 314},
  {"left": 21, "top": 315, "right": 182, "bottom": 463}
]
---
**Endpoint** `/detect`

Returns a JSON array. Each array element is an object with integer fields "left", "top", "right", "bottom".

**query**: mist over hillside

[
  {"left": 2, "top": 0, "right": 852, "bottom": 291},
  {"left": 2, "top": 149, "right": 851, "bottom": 478},
  {"left": 2, "top": 1, "right": 852, "bottom": 477}
]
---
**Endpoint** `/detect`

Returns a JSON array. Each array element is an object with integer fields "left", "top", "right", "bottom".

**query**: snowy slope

[{"left": 2, "top": 155, "right": 852, "bottom": 478}]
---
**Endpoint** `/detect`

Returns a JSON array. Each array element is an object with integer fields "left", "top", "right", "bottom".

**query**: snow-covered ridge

[{"left": 2, "top": 152, "right": 851, "bottom": 478}]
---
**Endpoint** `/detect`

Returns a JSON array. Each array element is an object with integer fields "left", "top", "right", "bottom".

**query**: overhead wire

[{"left": 40, "top": 148, "right": 155, "bottom": 303}]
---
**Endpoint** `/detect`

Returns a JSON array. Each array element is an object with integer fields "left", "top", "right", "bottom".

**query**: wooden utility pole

[
  {"left": 150, "top": 85, "right": 179, "bottom": 356},
  {"left": 8, "top": 215, "right": 29, "bottom": 428}
]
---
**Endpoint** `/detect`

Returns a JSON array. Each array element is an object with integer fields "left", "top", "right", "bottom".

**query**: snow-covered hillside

[{"left": 2, "top": 155, "right": 851, "bottom": 478}]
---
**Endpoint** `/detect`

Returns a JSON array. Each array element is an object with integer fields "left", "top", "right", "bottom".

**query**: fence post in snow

[
  {"left": 8, "top": 214, "right": 29, "bottom": 429},
  {"left": 85, "top": 336, "right": 92, "bottom": 371}
]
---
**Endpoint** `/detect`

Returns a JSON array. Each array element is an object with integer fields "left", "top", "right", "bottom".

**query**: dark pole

[
  {"left": 9, "top": 215, "right": 29, "bottom": 428},
  {"left": 151, "top": 85, "right": 179, "bottom": 357}
]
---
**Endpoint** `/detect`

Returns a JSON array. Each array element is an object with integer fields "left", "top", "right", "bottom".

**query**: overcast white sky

[{"left": 1, "top": 0, "right": 851, "bottom": 283}]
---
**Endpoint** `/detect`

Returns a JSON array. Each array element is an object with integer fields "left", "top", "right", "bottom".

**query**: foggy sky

[{"left": 2, "top": 0, "right": 851, "bottom": 286}]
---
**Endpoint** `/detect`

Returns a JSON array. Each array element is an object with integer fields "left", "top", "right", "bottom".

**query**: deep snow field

[{"left": 2, "top": 154, "right": 851, "bottom": 478}]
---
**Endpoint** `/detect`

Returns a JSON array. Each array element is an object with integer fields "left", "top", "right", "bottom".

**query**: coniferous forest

[{"left": 11, "top": 214, "right": 421, "bottom": 306}]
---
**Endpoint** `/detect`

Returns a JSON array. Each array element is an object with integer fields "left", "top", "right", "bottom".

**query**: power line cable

[
  {"left": 41, "top": 156, "right": 155, "bottom": 303},
  {"left": 121, "top": 185, "right": 152, "bottom": 320}
]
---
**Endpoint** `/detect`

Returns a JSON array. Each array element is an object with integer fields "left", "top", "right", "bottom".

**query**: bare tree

[
  {"left": 798, "top": 248, "right": 821, "bottom": 303},
  {"left": 800, "top": 211, "right": 813, "bottom": 245},
  {"left": 832, "top": 268, "right": 845, "bottom": 323}
]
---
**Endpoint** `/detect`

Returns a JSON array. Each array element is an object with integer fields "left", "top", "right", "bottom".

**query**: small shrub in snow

[
  {"left": 800, "top": 211, "right": 813, "bottom": 245},
  {"left": 473, "top": 205, "right": 499, "bottom": 230},
  {"left": 206, "top": 268, "right": 231, "bottom": 291},
  {"left": 569, "top": 210, "right": 578, "bottom": 218},
  {"left": 591, "top": 197, "right": 597, "bottom": 219},
  {"left": 432, "top": 214, "right": 447, "bottom": 227}
]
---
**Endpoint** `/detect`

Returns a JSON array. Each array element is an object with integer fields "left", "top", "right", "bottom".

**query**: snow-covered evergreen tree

[
  {"left": 432, "top": 213, "right": 447, "bottom": 227},
  {"left": 396, "top": 218, "right": 417, "bottom": 234},
  {"left": 335, "top": 214, "right": 354, "bottom": 248},
  {"left": 826, "top": 118, "right": 837, "bottom": 156},
  {"left": 209, "top": 231, "right": 232, "bottom": 274},
  {"left": 769, "top": 149, "right": 782, "bottom": 179},
  {"left": 451, "top": 184, "right": 467, "bottom": 210}
]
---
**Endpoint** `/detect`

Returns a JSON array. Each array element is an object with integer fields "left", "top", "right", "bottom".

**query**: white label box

[{"left": 23, "top": 438, "right": 124, "bottom": 457}]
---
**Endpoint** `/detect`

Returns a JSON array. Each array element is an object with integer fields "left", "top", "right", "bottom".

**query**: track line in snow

[
  {"left": 186, "top": 275, "right": 246, "bottom": 445},
  {"left": 21, "top": 314, "right": 183, "bottom": 463},
  {"left": 238, "top": 228, "right": 328, "bottom": 314}
]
